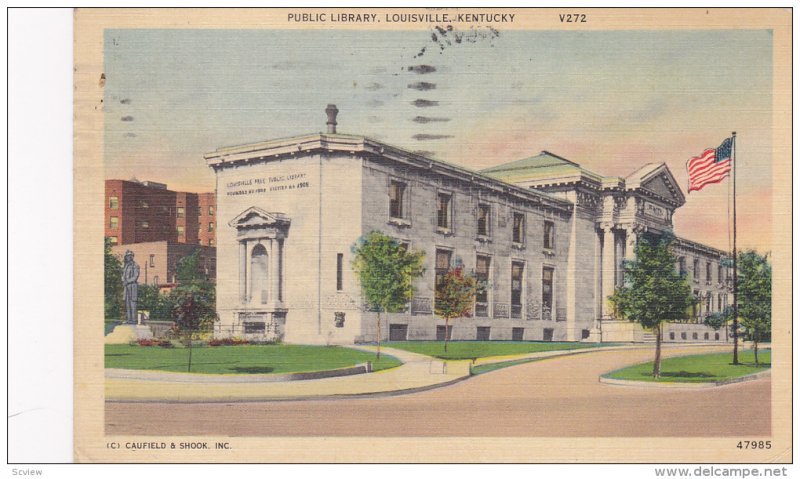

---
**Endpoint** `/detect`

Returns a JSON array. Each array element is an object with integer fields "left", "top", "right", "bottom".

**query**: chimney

[{"left": 325, "top": 104, "right": 339, "bottom": 134}]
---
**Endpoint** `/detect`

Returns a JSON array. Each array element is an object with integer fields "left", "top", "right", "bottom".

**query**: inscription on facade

[
  {"left": 226, "top": 173, "right": 310, "bottom": 196},
  {"left": 643, "top": 201, "right": 667, "bottom": 219}
]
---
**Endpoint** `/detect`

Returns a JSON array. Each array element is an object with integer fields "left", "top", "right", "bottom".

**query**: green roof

[{"left": 480, "top": 150, "right": 603, "bottom": 185}]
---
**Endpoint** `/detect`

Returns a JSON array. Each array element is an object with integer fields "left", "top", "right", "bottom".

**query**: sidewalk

[
  {"left": 105, "top": 345, "right": 471, "bottom": 403},
  {"left": 105, "top": 342, "right": 738, "bottom": 403}
]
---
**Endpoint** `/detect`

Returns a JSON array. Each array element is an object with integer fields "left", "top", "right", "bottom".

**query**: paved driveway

[{"left": 106, "top": 345, "right": 769, "bottom": 437}]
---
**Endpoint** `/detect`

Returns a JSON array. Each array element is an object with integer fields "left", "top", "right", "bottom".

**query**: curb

[
  {"left": 599, "top": 369, "right": 771, "bottom": 389},
  {"left": 105, "top": 363, "right": 371, "bottom": 383}
]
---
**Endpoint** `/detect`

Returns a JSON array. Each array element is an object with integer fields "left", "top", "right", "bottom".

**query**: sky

[{"left": 104, "top": 28, "right": 774, "bottom": 252}]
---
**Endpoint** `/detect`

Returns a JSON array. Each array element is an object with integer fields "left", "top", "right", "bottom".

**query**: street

[{"left": 106, "top": 346, "right": 769, "bottom": 437}]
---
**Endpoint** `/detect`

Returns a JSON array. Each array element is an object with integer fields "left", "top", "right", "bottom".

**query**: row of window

[
  {"left": 389, "top": 180, "right": 556, "bottom": 248},
  {"left": 668, "top": 331, "right": 722, "bottom": 341},
  {"left": 677, "top": 256, "right": 728, "bottom": 284},
  {"left": 334, "top": 246, "right": 556, "bottom": 320},
  {"left": 109, "top": 216, "right": 215, "bottom": 234},
  {"left": 387, "top": 324, "right": 578, "bottom": 342},
  {"left": 108, "top": 196, "right": 215, "bottom": 217}
]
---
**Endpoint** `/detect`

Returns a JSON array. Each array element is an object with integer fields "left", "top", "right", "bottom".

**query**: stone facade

[{"left": 205, "top": 110, "right": 732, "bottom": 345}]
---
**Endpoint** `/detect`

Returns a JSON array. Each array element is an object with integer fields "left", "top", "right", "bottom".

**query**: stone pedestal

[{"left": 104, "top": 324, "right": 154, "bottom": 344}]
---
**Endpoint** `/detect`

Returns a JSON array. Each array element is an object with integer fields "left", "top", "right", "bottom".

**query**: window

[
  {"left": 435, "top": 249, "right": 452, "bottom": 293},
  {"left": 706, "top": 262, "right": 712, "bottom": 283},
  {"left": 513, "top": 328, "right": 525, "bottom": 341},
  {"left": 581, "top": 329, "right": 590, "bottom": 340},
  {"left": 209, "top": 239, "right": 215, "bottom": 247},
  {"left": 477, "top": 204, "right": 491, "bottom": 237},
  {"left": 138, "top": 220, "right": 149, "bottom": 229},
  {"left": 243, "top": 322, "right": 266, "bottom": 334},
  {"left": 715, "top": 332, "right": 720, "bottom": 341},
  {"left": 693, "top": 332, "right": 698, "bottom": 340},
  {"left": 704, "top": 332, "right": 709, "bottom": 340},
  {"left": 140, "top": 200, "right": 149, "bottom": 209},
  {"left": 149, "top": 254, "right": 155, "bottom": 267},
  {"left": 109, "top": 216, "right": 118, "bottom": 229},
  {"left": 669, "top": 332, "right": 675, "bottom": 340},
  {"left": 389, "top": 180, "right": 406, "bottom": 219},
  {"left": 436, "top": 325, "right": 453, "bottom": 341},
  {"left": 177, "top": 207, "right": 185, "bottom": 218},
  {"left": 208, "top": 206, "right": 215, "bottom": 216},
  {"left": 512, "top": 212, "right": 525, "bottom": 244},
  {"left": 475, "top": 255, "right": 491, "bottom": 317},
  {"left": 109, "top": 196, "right": 119, "bottom": 209},
  {"left": 718, "top": 294, "right": 723, "bottom": 311},
  {"left": 336, "top": 253, "right": 344, "bottom": 291},
  {"left": 109, "top": 236, "right": 118, "bottom": 246},
  {"left": 543, "top": 328, "right": 554, "bottom": 342},
  {"left": 718, "top": 264, "right": 724, "bottom": 283},
  {"left": 692, "top": 290, "right": 699, "bottom": 317},
  {"left": 678, "top": 257, "right": 687, "bottom": 276},
  {"left": 476, "top": 326, "right": 491, "bottom": 341},
  {"left": 208, "top": 222, "right": 215, "bottom": 232},
  {"left": 511, "top": 261, "right": 524, "bottom": 319},
  {"left": 177, "top": 225, "right": 185, "bottom": 237},
  {"left": 542, "top": 267, "right": 554, "bottom": 321},
  {"left": 706, "top": 294, "right": 712, "bottom": 313},
  {"left": 543, "top": 221, "right": 555, "bottom": 250},
  {"left": 693, "top": 259, "right": 700, "bottom": 282},
  {"left": 681, "top": 332, "right": 687, "bottom": 340},
  {"left": 437, "top": 192, "right": 451, "bottom": 230}
]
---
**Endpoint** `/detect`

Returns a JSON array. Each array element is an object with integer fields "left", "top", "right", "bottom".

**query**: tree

[
  {"left": 176, "top": 248, "right": 208, "bottom": 286},
  {"left": 171, "top": 285, "right": 218, "bottom": 372},
  {"left": 352, "top": 231, "right": 425, "bottom": 359},
  {"left": 104, "top": 237, "right": 124, "bottom": 321},
  {"left": 704, "top": 305, "right": 734, "bottom": 332},
  {"left": 434, "top": 264, "right": 480, "bottom": 353},
  {"left": 737, "top": 250, "right": 771, "bottom": 366},
  {"left": 609, "top": 233, "right": 696, "bottom": 378}
]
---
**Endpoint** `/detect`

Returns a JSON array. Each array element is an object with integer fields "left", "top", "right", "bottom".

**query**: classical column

[
  {"left": 239, "top": 241, "right": 247, "bottom": 303},
  {"left": 269, "top": 237, "right": 281, "bottom": 308},
  {"left": 601, "top": 224, "right": 616, "bottom": 318}
]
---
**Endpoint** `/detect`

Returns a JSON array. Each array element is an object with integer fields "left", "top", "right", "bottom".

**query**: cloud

[
  {"left": 120, "top": 116, "right": 134, "bottom": 122},
  {"left": 365, "top": 82, "right": 383, "bottom": 91},
  {"left": 120, "top": 98, "right": 131, "bottom": 104}
]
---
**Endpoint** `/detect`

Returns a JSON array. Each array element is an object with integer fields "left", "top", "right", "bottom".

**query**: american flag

[{"left": 686, "top": 137, "right": 733, "bottom": 193}]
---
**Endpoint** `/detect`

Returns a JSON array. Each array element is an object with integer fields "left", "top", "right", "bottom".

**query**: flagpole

[{"left": 731, "top": 131, "right": 739, "bottom": 365}]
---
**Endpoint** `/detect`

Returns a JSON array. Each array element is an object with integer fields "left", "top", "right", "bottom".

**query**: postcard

[{"left": 73, "top": 7, "right": 792, "bottom": 463}]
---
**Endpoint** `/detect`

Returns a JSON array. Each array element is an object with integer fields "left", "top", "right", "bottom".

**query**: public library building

[{"left": 205, "top": 106, "right": 731, "bottom": 345}]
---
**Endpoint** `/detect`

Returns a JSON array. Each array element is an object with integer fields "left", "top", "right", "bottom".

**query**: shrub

[
  {"left": 137, "top": 338, "right": 174, "bottom": 347},
  {"left": 208, "top": 337, "right": 250, "bottom": 347}
]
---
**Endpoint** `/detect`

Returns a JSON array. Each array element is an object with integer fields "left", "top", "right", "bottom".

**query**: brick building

[
  {"left": 110, "top": 241, "right": 216, "bottom": 287},
  {"left": 205, "top": 106, "right": 731, "bottom": 345},
  {"left": 105, "top": 179, "right": 215, "bottom": 246}
]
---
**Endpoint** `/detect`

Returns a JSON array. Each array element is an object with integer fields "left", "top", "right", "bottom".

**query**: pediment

[
  {"left": 228, "top": 207, "right": 291, "bottom": 229},
  {"left": 626, "top": 163, "right": 685, "bottom": 207}
]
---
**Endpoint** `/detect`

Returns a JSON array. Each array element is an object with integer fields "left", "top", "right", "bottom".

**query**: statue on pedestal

[{"left": 122, "top": 250, "right": 140, "bottom": 324}]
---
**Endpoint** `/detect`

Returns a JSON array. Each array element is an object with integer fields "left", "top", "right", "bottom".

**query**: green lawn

[
  {"left": 604, "top": 350, "right": 771, "bottom": 383},
  {"left": 384, "top": 341, "right": 609, "bottom": 360},
  {"left": 105, "top": 344, "right": 401, "bottom": 374}
]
